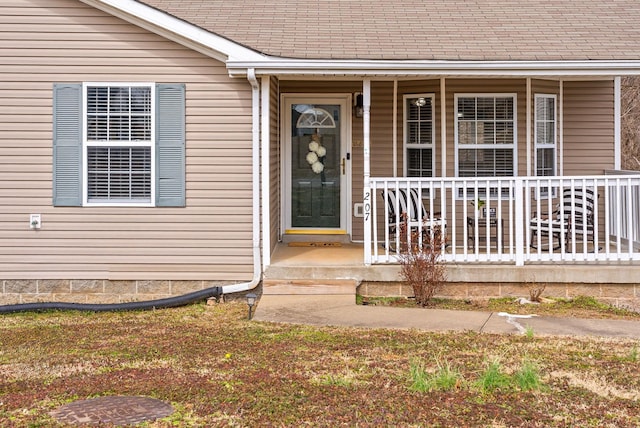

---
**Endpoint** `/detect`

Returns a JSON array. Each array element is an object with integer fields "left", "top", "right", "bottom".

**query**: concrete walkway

[{"left": 253, "top": 295, "right": 640, "bottom": 338}]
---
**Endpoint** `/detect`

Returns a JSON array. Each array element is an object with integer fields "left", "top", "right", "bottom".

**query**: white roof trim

[
  {"left": 79, "top": 0, "right": 266, "bottom": 62},
  {"left": 227, "top": 59, "right": 640, "bottom": 78}
]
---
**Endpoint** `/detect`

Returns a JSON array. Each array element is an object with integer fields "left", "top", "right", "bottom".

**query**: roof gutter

[
  {"left": 227, "top": 59, "right": 640, "bottom": 78},
  {"left": 221, "top": 68, "right": 262, "bottom": 295}
]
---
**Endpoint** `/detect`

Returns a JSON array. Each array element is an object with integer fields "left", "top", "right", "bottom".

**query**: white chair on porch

[
  {"left": 529, "top": 188, "right": 596, "bottom": 250},
  {"left": 381, "top": 188, "right": 446, "bottom": 251}
]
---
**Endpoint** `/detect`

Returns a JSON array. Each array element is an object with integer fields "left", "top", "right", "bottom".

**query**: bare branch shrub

[
  {"left": 528, "top": 283, "right": 546, "bottom": 303},
  {"left": 398, "top": 215, "right": 447, "bottom": 306},
  {"left": 621, "top": 76, "right": 640, "bottom": 171}
]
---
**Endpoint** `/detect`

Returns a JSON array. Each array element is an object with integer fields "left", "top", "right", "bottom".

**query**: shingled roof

[{"left": 136, "top": 0, "right": 640, "bottom": 61}]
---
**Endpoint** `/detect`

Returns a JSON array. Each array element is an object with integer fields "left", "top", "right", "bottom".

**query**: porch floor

[
  {"left": 270, "top": 242, "right": 364, "bottom": 267},
  {"left": 265, "top": 242, "right": 640, "bottom": 294}
]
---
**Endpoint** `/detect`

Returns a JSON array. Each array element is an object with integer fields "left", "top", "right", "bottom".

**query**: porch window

[
  {"left": 404, "top": 95, "right": 434, "bottom": 177},
  {"left": 534, "top": 94, "right": 557, "bottom": 194},
  {"left": 455, "top": 95, "right": 516, "bottom": 178}
]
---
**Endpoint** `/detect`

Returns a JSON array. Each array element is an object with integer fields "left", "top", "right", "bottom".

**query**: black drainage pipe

[{"left": 0, "top": 286, "right": 223, "bottom": 314}]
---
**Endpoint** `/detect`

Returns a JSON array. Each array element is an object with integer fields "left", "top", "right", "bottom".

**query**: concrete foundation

[
  {"left": 0, "top": 279, "right": 228, "bottom": 306},
  {"left": 357, "top": 281, "right": 640, "bottom": 309}
]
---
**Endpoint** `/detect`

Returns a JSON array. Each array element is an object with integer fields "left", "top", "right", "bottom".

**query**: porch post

[
  {"left": 363, "top": 79, "right": 372, "bottom": 265},
  {"left": 514, "top": 177, "right": 525, "bottom": 266},
  {"left": 559, "top": 79, "right": 564, "bottom": 175},
  {"left": 614, "top": 76, "right": 622, "bottom": 170},
  {"left": 393, "top": 80, "right": 398, "bottom": 177},
  {"left": 526, "top": 78, "right": 532, "bottom": 176},
  {"left": 440, "top": 77, "right": 447, "bottom": 177}
]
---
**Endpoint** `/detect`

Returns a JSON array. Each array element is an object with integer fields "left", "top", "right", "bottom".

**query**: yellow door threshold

[
  {"left": 287, "top": 241, "right": 342, "bottom": 247},
  {"left": 285, "top": 229, "right": 347, "bottom": 235}
]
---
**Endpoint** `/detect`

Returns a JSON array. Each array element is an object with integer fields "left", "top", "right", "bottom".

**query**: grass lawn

[{"left": 1, "top": 301, "right": 640, "bottom": 427}]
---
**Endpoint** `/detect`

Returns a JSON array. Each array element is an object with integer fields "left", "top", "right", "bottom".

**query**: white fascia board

[
  {"left": 79, "top": 0, "right": 265, "bottom": 62},
  {"left": 227, "top": 59, "right": 640, "bottom": 78}
]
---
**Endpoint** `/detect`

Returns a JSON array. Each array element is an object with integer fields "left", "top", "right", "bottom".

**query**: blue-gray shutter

[
  {"left": 156, "top": 83, "right": 186, "bottom": 207},
  {"left": 52, "top": 83, "right": 82, "bottom": 206}
]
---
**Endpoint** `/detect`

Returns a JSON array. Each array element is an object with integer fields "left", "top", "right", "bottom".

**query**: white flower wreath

[
  {"left": 306, "top": 151, "right": 318, "bottom": 165},
  {"left": 311, "top": 161, "right": 324, "bottom": 174},
  {"left": 306, "top": 134, "right": 326, "bottom": 174}
]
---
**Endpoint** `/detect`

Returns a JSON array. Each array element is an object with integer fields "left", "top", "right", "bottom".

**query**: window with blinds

[
  {"left": 455, "top": 94, "right": 516, "bottom": 198},
  {"left": 87, "top": 147, "right": 151, "bottom": 202},
  {"left": 84, "top": 84, "right": 154, "bottom": 204},
  {"left": 535, "top": 94, "right": 557, "bottom": 197},
  {"left": 404, "top": 95, "right": 434, "bottom": 177}
]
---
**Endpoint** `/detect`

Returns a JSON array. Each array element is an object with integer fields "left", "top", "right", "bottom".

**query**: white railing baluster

[
  {"left": 615, "top": 178, "right": 622, "bottom": 251},
  {"left": 604, "top": 178, "right": 611, "bottom": 259},
  {"left": 627, "top": 177, "right": 634, "bottom": 258},
  {"left": 514, "top": 177, "right": 525, "bottom": 266}
]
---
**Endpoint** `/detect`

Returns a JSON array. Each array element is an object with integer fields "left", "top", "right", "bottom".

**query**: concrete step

[{"left": 262, "top": 279, "right": 359, "bottom": 295}]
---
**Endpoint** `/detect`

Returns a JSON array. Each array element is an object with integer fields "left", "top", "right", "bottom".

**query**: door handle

[{"left": 341, "top": 157, "right": 346, "bottom": 175}]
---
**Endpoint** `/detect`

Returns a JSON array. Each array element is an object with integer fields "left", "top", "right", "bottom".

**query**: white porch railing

[{"left": 367, "top": 175, "right": 640, "bottom": 265}]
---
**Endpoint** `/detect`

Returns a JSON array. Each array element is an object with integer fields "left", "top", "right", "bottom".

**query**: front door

[{"left": 284, "top": 96, "right": 349, "bottom": 232}]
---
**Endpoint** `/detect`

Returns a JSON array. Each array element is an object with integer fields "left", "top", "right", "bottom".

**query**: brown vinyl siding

[
  {"left": 563, "top": 80, "right": 615, "bottom": 174},
  {"left": 0, "top": 0, "right": 254, "bottom": 281},
  {"left": 274, "top": 78, "right": 616, "bottom": 242},
  {"left": 364, "top": 78, "right": 615, "bottom": 242}
]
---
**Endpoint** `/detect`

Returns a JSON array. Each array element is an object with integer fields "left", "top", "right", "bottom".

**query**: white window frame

[
  {"left": 403, "top": 94, "right": 435, "bottom": 177},
  {"left": 454, "top": 93, "right": 517, "bottom": 199},
  {"left": 534, "top": 94, "right": 557, "bottom": 197},
  {"left": 82, "top": 82, "right": 156, "bottom": 207}
]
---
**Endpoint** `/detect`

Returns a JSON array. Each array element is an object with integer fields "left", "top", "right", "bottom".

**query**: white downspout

[
  {"left": 260, "top": 75, "right": 271, "bottom": 268},
  {"left": 222, "top": 68, "right": 262, "bottom": 294}
]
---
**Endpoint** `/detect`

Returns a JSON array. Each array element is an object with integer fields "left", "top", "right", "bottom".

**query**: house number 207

[{"left": 363, "top": 191, "right": 371, "bottom": 221}]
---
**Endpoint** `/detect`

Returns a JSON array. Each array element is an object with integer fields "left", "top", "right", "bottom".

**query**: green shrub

[
  {"left": 515, "top": 360, "right": 542, "bottom": 391},
  {"left": 475, "top": 359, "right": 510, "bottom": 393},
  {"left": 409, "top": 358, "right": 461, "bottom": 392}
]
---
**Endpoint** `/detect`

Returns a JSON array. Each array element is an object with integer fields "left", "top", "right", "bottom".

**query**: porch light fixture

[
  {"left": 354, "top": 92, "right": 364, "bottom": 118},
  {"left": 246, "top": 293, "right": 257, "bottom": 320},
  {"left": 414, "top": 97, "right": 427, "bottom": 107}
]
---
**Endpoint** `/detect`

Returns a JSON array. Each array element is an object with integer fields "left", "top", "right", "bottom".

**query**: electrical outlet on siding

[{"left": 30, "top": 214, "right": 41, "bottom": 229}]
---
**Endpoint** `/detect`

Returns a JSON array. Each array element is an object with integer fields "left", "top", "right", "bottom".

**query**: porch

[
  {"left": 365, "top": 173, "right": 640, "bottom": 265},
  {"left": 264, "top": 239, "right": 640, "bottom": 303},
  {"left": 264, "top": 171, "right": 640, "bottom": 300}
]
